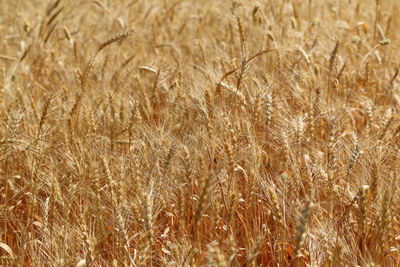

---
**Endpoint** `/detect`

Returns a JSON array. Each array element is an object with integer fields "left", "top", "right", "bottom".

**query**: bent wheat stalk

[{"left": 81, "top": 29, "right": 133, "bottom": 92}]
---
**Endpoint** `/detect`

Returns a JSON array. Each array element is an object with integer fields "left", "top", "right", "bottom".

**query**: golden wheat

[{"left": 0, "top": 0, "right": 399, "bottom": 266}]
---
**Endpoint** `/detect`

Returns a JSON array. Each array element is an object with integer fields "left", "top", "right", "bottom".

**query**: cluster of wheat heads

[{"left": 0, "top": 0, "right": 399, "bottom": 266}]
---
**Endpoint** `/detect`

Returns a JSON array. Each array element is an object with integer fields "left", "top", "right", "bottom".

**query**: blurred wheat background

[{"left": 0, "top": 0, "right": 399, "bottom": 266}]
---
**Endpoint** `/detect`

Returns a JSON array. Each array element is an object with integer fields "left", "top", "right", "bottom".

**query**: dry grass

[{"left": 1, "top": 0, "right": 400, "bottom": 266}]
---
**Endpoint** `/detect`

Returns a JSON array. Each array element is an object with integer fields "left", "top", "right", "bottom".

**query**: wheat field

[{"left": 0, "top": 0, "right": 399, "bottom": 266}]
